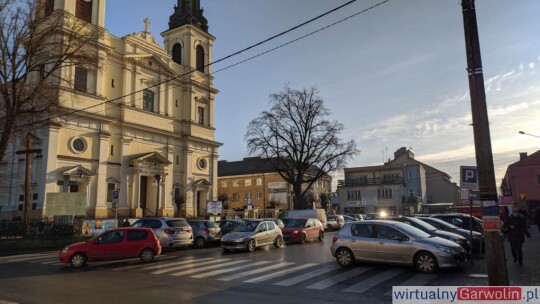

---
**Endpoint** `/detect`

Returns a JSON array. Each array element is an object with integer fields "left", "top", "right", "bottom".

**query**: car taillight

[
  {"left": 164, "top": 228, "right": 175, "bottom": 234},
  {"left": 186, "top": 228, "right": 192, "bottom": 233},
  {"left": 203, "top": 228, "right": 209, "bottom": 234},
  {"left": 332, "top": 236, "right": 338, "bottom": 244}
]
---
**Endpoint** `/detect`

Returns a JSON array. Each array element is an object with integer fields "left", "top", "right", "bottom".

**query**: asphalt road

[{"left": 0, "top": 232, "right": 468, "bottom": 304}]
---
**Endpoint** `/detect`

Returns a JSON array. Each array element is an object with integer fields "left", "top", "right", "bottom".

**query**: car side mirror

[
  {"left": 95, "top": 237, "right": 103, "bottom": 244},
  {"left": 400, "top": 236, "right": 409, "bottom": 241}
]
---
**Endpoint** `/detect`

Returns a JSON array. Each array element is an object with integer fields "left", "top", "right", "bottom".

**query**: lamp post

[
  {"left": 154, "top": 174, "right": 161, "bottom": 217},
  {"left": 518, "top": 130, "right": 540, "bottom": 139}
]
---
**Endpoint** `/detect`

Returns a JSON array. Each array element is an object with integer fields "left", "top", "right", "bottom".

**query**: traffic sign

[
  {"left": 112, "top": 189, "right": 119, "bottom": 208},
  {"left": 519, "top": 194, "right": 526, "bottom": 200},
  {"left": 460, "top": 166, "right": 479, "bottom": 190}
]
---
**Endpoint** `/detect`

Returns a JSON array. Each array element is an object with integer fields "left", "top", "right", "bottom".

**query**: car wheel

[
  {"left": 195, "top": 237, "right": 206, "bottom": 248},
  {"left": 273, "top": 235, "right": 283, "bottom": 248},
  {"left": 414, "top": 251, "right": 439, "bottom": 273},
  {"left": 247, "top": 239, "right": 256, "bottom": 252},
  {"left": 140, "top": 248, "right": 155, "bottom": 263},
  {"left": 300, "top": 233, "right": 307, "bottom": 244},
  {"left": 336, "top": 248, "right": 354, "bottom": 267},
  {"left": 318, "top": 231, "right": 324, "bottom": 241},
  {"left": 70, "top": 253, "right": 87, "bottom": 268}
]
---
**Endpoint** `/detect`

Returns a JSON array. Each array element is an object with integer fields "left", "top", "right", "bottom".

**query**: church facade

[{"left": 0, "top": 0, "right": 220, "bottom": 220}]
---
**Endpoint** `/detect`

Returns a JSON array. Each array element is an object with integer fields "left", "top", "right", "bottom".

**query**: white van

[{"left": 280, "top": 209, "right": 327, "bottom": 229}]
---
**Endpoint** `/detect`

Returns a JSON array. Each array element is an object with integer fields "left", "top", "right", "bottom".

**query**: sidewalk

[{"left": 436, "top": 224, "right": 540, "bottom": 286}]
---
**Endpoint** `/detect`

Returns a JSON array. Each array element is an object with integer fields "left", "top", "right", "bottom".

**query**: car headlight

[
  {"left": 61, "top": 247, "right": 70, "bottom": 253},
  {"left": 292, "top": 230, "right": 299, "bottom": 234},
  {"left": 472, "top": 235, "right": 482, "bottom": 240},
  {"left": 436, "top": 245, "right": 457, "bottom": 254}
]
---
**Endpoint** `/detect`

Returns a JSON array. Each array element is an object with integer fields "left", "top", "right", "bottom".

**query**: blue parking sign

[{"left": 460, "top": 166, "right": 479, "bottom": 190}]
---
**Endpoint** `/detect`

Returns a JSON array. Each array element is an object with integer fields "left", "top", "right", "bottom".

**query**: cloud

[{"left": 529, "top": 62, "right": 536, "bottom": 69}]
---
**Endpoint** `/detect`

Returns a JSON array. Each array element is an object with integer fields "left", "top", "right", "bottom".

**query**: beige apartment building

[
  {"left": 0, "top": 0, "right": 220, "bottom": 220},
  {"left": 218, "top": 157, "right": 332, "bottom": 218},
  {"left": 337, "top": 147, "right": 459, "bottom": 216}
]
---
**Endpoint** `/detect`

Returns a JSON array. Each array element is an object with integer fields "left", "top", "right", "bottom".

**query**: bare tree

[
  {"left": 0, "top": 0, "right": 101, "bottom": 162},
  {"left": 246, "top": 85, "right": 359, "bottom": 210}
]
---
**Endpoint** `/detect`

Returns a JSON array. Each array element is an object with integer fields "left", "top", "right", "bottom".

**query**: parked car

[
  {"left": 217, "top": 220, "right": 245, "bottom": 236},
  {"left": 279, "top": 209, "right": 327, "bottom": 229},
  {"left": 347, "top": 214, "right": 366, "bottom": 221},
  {"left": 59, "top": 227, "right": 161, "bottom": 268},
  {"left": 282, "top": 218, "right": 324, "bottom": 243},
  {"left": 416, "top": 216, "right": 484, "bottom": 252},
  {"left": 187, "top": 220, "right": 222, "bottom": 248},
  {"left": 326, "top": 214, "right": 345, "bottom": 231},
  {"left": 375, "top": 215, "right": 471, "bottom": 252},
  {"left": 263, "top": 218, "right": 284, "bottom": 229},
  {"left": 330, "top": 220, "right": 468, "bottom": 273},
  {"left": 221, "top": 219, "right": 283, "bottom": 252},
  {"left": 342, "top": 215, "right": 358, "bottom": 223},
  {"left": 429, "top": 213, "right": 483, "bottom": 233},
  {"left": 131, "top": 217, "right": 193, "bottom": 250}
]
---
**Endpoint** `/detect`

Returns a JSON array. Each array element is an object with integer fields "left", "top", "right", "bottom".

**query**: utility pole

[{"left": 461, "top": 0, "right": 508, "bottom": 286}]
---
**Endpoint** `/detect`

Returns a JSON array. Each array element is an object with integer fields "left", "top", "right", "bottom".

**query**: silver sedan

[
  {"left": 221, "top": 219, "right": 283, "bottom": 252},
  {"left": 330, "top": 220, "right": 468, "bottom": 273}
]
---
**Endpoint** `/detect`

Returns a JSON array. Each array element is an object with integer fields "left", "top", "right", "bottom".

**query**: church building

[{"left": 0, "top": 0, "right": 221, "bottom": 220}]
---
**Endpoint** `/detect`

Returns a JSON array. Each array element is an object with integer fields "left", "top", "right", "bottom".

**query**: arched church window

[
  {"left": 75, "top": 0, "right": 92, "bottom": 23},
  {"left": 172, "top": 43, "right": 182, "bottom": 65},
  {"left": 196, "top": 45, "right": 205, "bottom": 73}
]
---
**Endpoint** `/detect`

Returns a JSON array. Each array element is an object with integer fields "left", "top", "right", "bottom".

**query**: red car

[
  {"left": 59, "top": 227, "right": 161, "bottom": 268},
  {"left": 281, "top": 218, "right": 324, "bottom": 243}
]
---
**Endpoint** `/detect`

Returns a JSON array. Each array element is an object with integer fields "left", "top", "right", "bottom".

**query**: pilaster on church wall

[
  {"left": 43, "top": 124, "right": 61, "bottom": 203},
  {"left": 94, "top": 128, "right": 110, "bottom": 211},
  {"left": 120, "top": 138, "right": 132, "bottom": 215}
]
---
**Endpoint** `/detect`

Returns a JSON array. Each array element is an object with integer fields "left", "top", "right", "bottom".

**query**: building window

[
  {"left": 196, "top": 45, "right": 205, "bottom": 73},
  {"left": 232, "top": 180, "right": 239, "bottom": 187},
  {"left": 197, "top": 106, "right": 204, "bottom": 124},
  {"left": 244, "top": 193, "right": 251, "bottom": 199},
  {"left": 221, "top": 182, "right": 228, "bottom": 188},
  {"left": 256, "top": 178, "right": 262, "bottom": 186},
  {"left": 197, "top": 158, "right": 207, "bottom": 169},
  {"left": 377, "top": 188, "right": 393, "bottom": 198},
  {"left": 110, "top": 145, "right": 114, "bottom": 156},
  {"left": 232, "top": 193, "right": 239, "bottom": 201},
  {"left": 143, "top": 90, "right": 154, "bottom": 112},
  {"left": 106, "top": 183, "right": 115, "bottom": 202},
  {"left": 111, "top": 79, "right": 115, "bottom": 88},
  {"left": 409, "top": 189, "right": 415, "bottom": 197},
  {"left": 74, "top": 67, "right": 88, "bottom": 92},
  {"left": 172, "top": 43, "right": 182, "bottom": 65},
  {"left": 347, "top": 190, "right": 361, "bottom": 200},
  {"left": 244, "top": 179, "right": 251, "bottom": 187},
  {"left": 408, "top": 172, "right": 413, "bottom": 180},
  {"left": 176, "top": 155, "right": 179, "bottom": 165},
  {"left": 256, "top": 192, "right": 262, "bottom": 199},
  {"left": 71, "top": 137, "right": 87, "bottom": 153},
  {"left": 75, "top": 0, "right": 92, "bottom": 23}
]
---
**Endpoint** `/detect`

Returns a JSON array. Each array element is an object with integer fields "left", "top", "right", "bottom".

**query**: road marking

[
  {"left": 151, "top": 258, "right": 231, "bottom": 275},
  {"left": 109, "top": 256, "right": 198, "bottom": 271},
  {"left": 243, "top": 263, "right": 317, "bottom": 283},
  {"left": 218, "top": 262, "right": 295, "bottom": 281},
  {"left": 343, "top": 268, "right": 405, "bottom": 294},
  {"left": 273, "top": 264, "right": 341, "bottom": 286},
  {"left": 169, "top": 260, "right": 248, "bottom": 276},
  {"left": 0, "top": 254, "right": 57, "bottom": 264},
  {"left": 383, "top": 273, "right": 437, "bottom": 296},
  {"left": 305, "top": 266, "right": 373, "bottom": 290},
  {"left": 191, "top": 261, "right": 271, "bottom": 278}
]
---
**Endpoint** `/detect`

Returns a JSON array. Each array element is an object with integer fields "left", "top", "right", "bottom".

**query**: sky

[{"left": 105, "top": 0, "right": 540, "bottom": 191}]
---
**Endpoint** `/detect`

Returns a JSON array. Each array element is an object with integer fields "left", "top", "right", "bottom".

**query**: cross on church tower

[{"left": 144, "top": 18, "right": 150, "bottom": 33}]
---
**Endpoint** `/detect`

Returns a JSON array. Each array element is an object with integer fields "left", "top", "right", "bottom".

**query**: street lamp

[
  {"left": 154, "top": 174, "right": 161, "bottom": 217},
  {"left": 518, "top": 130, "right": 540, "bottom": 139}
]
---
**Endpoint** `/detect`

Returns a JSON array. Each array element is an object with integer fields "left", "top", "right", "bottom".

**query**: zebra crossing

[{"left": 0, "top": 252, "right": 443, "bottom": 295}]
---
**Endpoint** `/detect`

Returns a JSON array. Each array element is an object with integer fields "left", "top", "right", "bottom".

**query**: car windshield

[
  {"left": 422, "top": 217, "right": 458, "bottom": 230},
  {"left": 283, "top": 219, "right": 307, "bottom": 228},
  {"left": 234, "top": 221, "right": 259, "bottom": 232},
  {"left": 402, "top": 217, "right": 437, "bottom": 232},
  {"left": 167, "top": 220, "right": 190, "bottom": 227},
  {"left": 392, "top": 222, "right": 432, "bottom": 238},
  {"left": 204, "top": 221, "right": 218, "bottom": 228}
]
